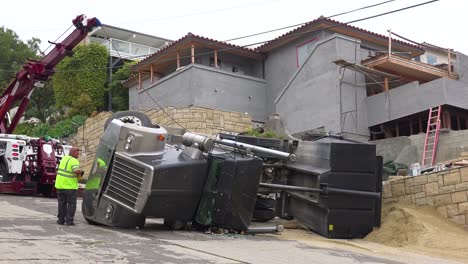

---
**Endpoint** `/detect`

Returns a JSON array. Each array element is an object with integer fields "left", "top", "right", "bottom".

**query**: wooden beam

[
  {"left": 191, "top": 44, "right": 195, "bottom": 64},
  {"left": 150, "top": 64, "right": 154, "bottom": 83},
  {"left": 445, "top": 110, "right": 452, "bottom": 129},
  {"left": 177, "top": 51, "right": 180, "bottom": 68},
  {"left": 448, "top": 48, "right": 452, "bottom": 77},
  {"left": 388, "top": 29, "right": 392, "bottom": 58},
  {"left": 138, "top": 72, "right": 141, "bottom": 89},
  {"left": 214, "top": 49, "right": 218, "bottom": 68},
  {"left": 384, "top": 77, "right": 389, "bottom": 92}
]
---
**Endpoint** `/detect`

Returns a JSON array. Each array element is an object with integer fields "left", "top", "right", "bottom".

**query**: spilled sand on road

[{"left": 274, "top": 202, "right": 468, "bottom": 263}]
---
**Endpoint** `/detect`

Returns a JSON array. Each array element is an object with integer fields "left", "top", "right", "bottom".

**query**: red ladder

[{"left": 422, "top": 106, "right": 442, "bottom": 167}]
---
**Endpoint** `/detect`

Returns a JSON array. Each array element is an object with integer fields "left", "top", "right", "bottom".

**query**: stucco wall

[
  {"left": 264, "top": 30, "right": 331, "bottom": 115},
  {"left": 366, "top": 53, "right": 468, "bottom": 127},
  {"left": 383, "top": 167, "right": 468, "bottom": 228},
  {"left": 70, "top": 107, "right": 252, "bottom": 177},
  {"left": 129, "top": 64, "right": 267, "bottom": 121},
  {"left": 275, "top": 34, "right": 369, "bottom": 136}
]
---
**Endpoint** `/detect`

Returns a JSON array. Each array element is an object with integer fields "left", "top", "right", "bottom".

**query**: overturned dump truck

[{"left": 82, "top": 116, "right": 382, "bottom": 239}]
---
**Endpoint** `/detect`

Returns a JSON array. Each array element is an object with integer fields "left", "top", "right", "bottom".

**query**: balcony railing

[{"left": 89, "top": 37, "right": 159, "bottom": 60}]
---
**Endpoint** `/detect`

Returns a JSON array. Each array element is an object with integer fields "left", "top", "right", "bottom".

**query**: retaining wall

[{"left": 383, "top": 167, "right": 468, "bottom": 228}]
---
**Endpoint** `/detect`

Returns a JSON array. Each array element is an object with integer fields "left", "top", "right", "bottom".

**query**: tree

[
  {"left": 109, "top": 61, "right": 136, "bottom": 111},
  {"left": 24, "top": 82, "right": 56, "bottom": 123},
  {"left": 52, "top": 42, "right": 108, "bottom": 115},
  {"left": 0, "top": 27, "right": 38, "bottom": 92},
  {"left": 0, "top": 27, "right": 56, "bottom": 123}
]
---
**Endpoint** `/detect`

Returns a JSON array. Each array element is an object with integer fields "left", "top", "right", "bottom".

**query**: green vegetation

[
  {"left": 244, "top": 128, "right": 284, "bottom": 139},
  {"left": 52, "top": 42, "right": 108, "bottom": 115},
  {"left": 109, "top": 61, "right": 136, "bottom": 111},
  {"left": 0, "top": 27, "right": 40, "bottom": 91},
  {"left": 13, "top": 115, "right": 86, "bottom": 139},
  {"left": 1, "top": 26, "right": 135, "bottom": 139}
]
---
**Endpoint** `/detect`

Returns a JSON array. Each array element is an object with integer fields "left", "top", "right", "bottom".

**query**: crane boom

[{"left": 0, "top": 15, "right": 101, "bottom": 134}]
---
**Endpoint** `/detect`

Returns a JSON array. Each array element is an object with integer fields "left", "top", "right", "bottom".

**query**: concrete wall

[
  {"left": 454, "top": 52, "right": 468, "bottom": 83},
  {"left": 129, "top": 64, "right": 267, "bottom": 121},
  {"left": 70, "top": 108, "right": 252, "bottom": 175},
  {"left": 274, "top": 34, "right": 369, "bottom": 136},
  {"left": 193, "top": 48, "right": 263, "bottom": 78},
  {"left": 129, "top": 66, "right": 193, "bottom": 111},
  {"left": 366, "top": 77, "right": 468, "bottom": 127},
  {"left": 373, "top": 129, "right": 468, "bottom": 167},
  {"left": 383, "top": 168, "right": 468, "bottom": 228},
  {"left": 264, "top": 30, "right": 332, "bottom": 115}
]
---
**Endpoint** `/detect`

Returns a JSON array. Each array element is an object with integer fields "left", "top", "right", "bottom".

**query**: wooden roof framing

[{"left": 362, "top": 54, "right": 458, "bottom": 82}]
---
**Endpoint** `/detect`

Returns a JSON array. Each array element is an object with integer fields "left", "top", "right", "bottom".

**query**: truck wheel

[
  {"left": 254, "top": 196, "right": 276, "bottom": 210},
  {"left": 0, "top": 162, "right": 7, "bottom": 182},
  {"left": 104, "top": 111, "right": 152, "bottom": 129},
  {"left": 136, "top": 216, "right": 146, "bottom": 229},
  {"left": 39, "top": 184, "right": 55, "bottom": 198},
  {"left": 252, "top": 208, "right": 276, "bottom": 222}
]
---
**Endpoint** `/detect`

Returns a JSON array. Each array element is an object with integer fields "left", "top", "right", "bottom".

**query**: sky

[{"left": 0, "top": 0, "right": 466, "bottom": 55}]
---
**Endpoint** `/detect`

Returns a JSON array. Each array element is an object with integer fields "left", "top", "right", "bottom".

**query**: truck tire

[
  {"left": 252, "top": 208, "right": 276, "bottom": 222},
  {"left": 254, "top": 196, "right": 276, "bottom": 210},
  {"left": 0, "top": 161, "right": 7, "bottom": 182},
  {"left": 39, "top": 184, "right": 55, "bottom": 198},
  {"left": 104, "top": 111, "right": 152, "bottom": 129}
]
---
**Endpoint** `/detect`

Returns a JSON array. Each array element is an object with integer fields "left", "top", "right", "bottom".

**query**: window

[
  {"left": 426, "top": 54, "right": 437, "bottom": 65},
  {"left": 296, "top": 37, "right": 319, "bottom": 67},
  {"left": 414, "top": 56, "right": 421, "bottom": 62}
]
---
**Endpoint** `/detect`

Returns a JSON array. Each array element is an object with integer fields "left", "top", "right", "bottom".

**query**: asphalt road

[{"left": 0, "top": 194, "right": 461, "bottom": 264}]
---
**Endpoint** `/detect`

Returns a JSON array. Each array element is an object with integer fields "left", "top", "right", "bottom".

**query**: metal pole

[
  {"left": 245, "top": 225, "right": 284, "bottom": 234},
  {"left": 216, "top": 139, "right": 296, "bottom": 162},
  {"left": 260, "top": 183, "right": 381, "bottom": 199},
  {"left": 108, "top": 55, "right": 112, "bottom": 111},
  {"left": 259, "top": 183, "right": 322, "bottom": 193},
  {"left": 324, "top": 187, "right": 381, "bottom": 199}
]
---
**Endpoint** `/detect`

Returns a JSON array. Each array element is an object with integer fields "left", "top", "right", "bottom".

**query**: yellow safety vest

[
  {"left": 85, "top": 158, "right": 106, "bottom": 190},
  {"left": 55, "top": 155, "right": 80, "bottom": 190}
]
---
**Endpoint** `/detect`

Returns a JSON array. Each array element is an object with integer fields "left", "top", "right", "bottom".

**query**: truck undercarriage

[{"left": 83, "top": 117, "right": 382, "bottom": 239}]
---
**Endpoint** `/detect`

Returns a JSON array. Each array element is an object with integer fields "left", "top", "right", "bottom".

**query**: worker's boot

[
  {"left": 56, "top": 219, "right": 64, "bottom": 225},
  {"left": 65, "top": 222, "right": 75, "bottom": 226}
]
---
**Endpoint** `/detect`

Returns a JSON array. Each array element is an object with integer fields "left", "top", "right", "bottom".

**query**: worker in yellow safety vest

[
  {"left": 85, "top": 157, "right": 107, "bottom": 191},
  {"left": 55, "top": 147, "right": 83, "bottom": 226}
]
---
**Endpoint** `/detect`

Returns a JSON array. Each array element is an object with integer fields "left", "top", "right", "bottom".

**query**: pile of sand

[
  {"left": 275, "top": 202, "right": 468, "bottom": 263},
  {"left": 365, "top": 202, "right": 468, "bottom": 261}
]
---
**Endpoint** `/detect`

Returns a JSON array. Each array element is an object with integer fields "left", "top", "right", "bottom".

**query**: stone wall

[
  {"left": 69, "top": 107, "right": 252, "bottom": 175},
  {"left": 383, "top": 167, "right": 468, "bottom": 228}
]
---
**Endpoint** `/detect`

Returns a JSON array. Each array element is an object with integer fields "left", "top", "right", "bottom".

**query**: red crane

[
  {"left": 0, "top": 15, "right": 100, "bottom": 196},
  {"left": 0, "top": 15, "right": 101, "bottom": 134}
]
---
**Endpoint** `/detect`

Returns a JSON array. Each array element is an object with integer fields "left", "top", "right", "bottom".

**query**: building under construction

[{"left": 123, "top": 17, "right": 468, "bottom": 162}]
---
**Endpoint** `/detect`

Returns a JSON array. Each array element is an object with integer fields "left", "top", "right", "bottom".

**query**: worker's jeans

[{"left": 57, "top": 189, "right": 77, "bottom": 224}]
